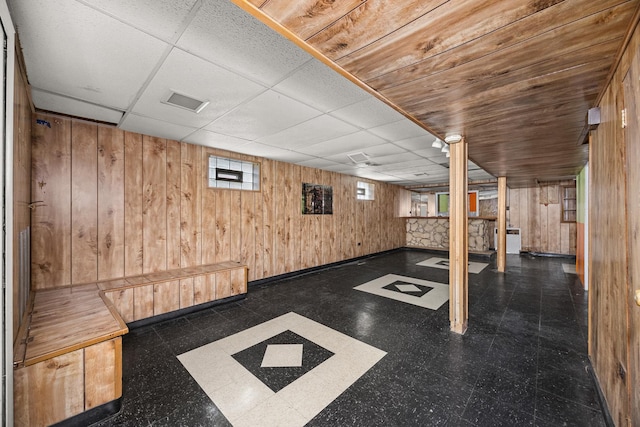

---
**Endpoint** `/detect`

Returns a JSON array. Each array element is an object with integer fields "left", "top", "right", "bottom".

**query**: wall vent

[{"left": 163, "top": 91, "right": 209, "bottom": 113}]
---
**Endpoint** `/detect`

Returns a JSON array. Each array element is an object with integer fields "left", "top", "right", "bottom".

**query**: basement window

[
  {"left": 357, "top": 181, "right": 375, "bottom": 200},
  {"left": 208, "top": 155, "right": 260, "bottom": 191}
]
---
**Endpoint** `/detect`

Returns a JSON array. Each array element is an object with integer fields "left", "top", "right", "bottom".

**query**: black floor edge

[
  {"left": 52, "top": 398, "right": 121, "bottom": 427},
  {"left": 248, "top": 248, "right": 403, "bottom": 287},
  {"left": 127, "top": 294, "right": 246, "bottom": 330},
  {"left": 521, "top": 250, "right": 577, "bottom": 260},
  {"left": 587, "top": 360, "right": 615, "bottom": 427}
]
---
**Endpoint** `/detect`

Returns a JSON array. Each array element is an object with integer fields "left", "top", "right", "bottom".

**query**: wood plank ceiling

[{"left": 233, "top": 0, "right": 639, "bottom": 187}]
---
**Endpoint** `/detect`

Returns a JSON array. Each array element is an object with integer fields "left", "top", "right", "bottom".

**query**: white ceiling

[{"left": 8, "top": 0, "right": 495, "bottom": 186}]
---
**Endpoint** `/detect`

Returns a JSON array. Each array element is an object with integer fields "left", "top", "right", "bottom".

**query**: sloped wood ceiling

[{"left": 234, "top": 0, "right": 639, "bottom": 187}]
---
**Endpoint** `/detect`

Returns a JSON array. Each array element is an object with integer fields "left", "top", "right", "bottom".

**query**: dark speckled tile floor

[{"left": 92, "top": 249, "right": 604, "bottom": 427}]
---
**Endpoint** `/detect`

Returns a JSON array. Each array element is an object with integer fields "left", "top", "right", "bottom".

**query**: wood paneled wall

[
  {"left": 589, "top": 19, "right": 640, "bottom": 427},
  {"left": 30, "top": 114, "right": 406, "bottom": 290},
  {"left": 508, "top": 182, "right": 576, "bottom": 255},
  {"left": 13, "top": 50, "right": 33, "bottom": 342}
]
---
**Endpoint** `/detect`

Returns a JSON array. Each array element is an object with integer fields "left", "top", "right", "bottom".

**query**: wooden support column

[
  {"left": 449, "top": 138, "right": 468, "bottom": 335},
  {"left": 497, "top": 176, "right": 507, "bottom": 272}
]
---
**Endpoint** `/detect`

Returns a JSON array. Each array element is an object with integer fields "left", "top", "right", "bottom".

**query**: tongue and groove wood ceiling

[{"left": 234, "top": 0, "right": 639, "bottom": 187}]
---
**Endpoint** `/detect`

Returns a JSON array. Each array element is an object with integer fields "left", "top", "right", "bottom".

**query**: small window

[
  {"left": 561, "top": 185, "right": 577, "bottom": 222},
  {"left": 208, "top": 155, "right": 260, "bottom": 191},
  {"left": 435, "top": 191, "right": 479, "bottom": 216},
  {"left": 357, "top": 181, "right": 375, "bottom": 200}
]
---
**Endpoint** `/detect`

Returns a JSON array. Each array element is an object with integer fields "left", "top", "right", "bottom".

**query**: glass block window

[
  {"left": 208, "top": 155, "right": 260, "bottom": 191},
  {"left": 357, "top": 181, "right": 375, "bottom": 200}
]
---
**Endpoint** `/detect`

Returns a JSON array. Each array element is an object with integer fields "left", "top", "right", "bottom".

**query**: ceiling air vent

[
  {"left": 347, "top": 152, "right": 370, "bottom": 164},
  {"left": 163, "top": 91, "right": 210, "bottom": 113}
]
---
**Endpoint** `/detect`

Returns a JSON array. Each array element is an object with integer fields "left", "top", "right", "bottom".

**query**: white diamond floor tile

[
  {"left": 178, "top": 312, "right": 386, "bottom": 427},
  {"left": 562, "top": 263, "right": 577, "bottom": 274},
  {"left": 416, "top": 257, "right": 489, "bottom": 274},
  {"left": 395, "top": 284, "right": 422, "bottom": 293},
  {"left": 261, "top": 344, "right": 303, "bottom": 368},
  {"left": 354, "top": 274, "right": 449, "bottom": 310}
]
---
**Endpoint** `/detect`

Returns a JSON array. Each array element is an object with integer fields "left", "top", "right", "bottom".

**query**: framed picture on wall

[{"left": 302, "top": 183, "right": 333, "bottom": 214}]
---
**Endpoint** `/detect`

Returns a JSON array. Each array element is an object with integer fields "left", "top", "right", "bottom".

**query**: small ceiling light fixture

[
  {"left": 441, "top": 145, "right": 449, "bottom": 153},
  {"left": 431, "top": 139, "right": 443, "bottom": 149},
  {"left": 163, "top": 91, "right": 210, "bottom": 113},
  {"left": 444, "top": 134, "right": 463, "bottom": 144},
  {"left": 445, "top": 151, "right": 450, "bottom": 158}
]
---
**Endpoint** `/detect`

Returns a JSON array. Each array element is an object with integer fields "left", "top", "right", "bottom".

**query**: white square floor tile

[
  {"left": 261, "top": 344, "right": 303, "bottom": 368},
  {"left": 354, "top": 274, "right": 449, "bottom": 310},
  {"left": 395, "top": 283, "right": 422, "bottom": 293},
  {"left": 416, "top": 257, "right": 489, "bottom": 274},
  {"left": 562, "top": 263, "right": 576, "bottom": 274},
  {"left": 178, "top": 312, "right": 386, "bottom": 427}
]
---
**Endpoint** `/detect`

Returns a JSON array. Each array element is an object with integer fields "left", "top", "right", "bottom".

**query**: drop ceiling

[{"left": 8, "top": 0, "right": 638, "bottom": 187}]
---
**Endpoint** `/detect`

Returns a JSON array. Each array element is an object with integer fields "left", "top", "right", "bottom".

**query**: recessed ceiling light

[
  {"left": 444, "top": 134, "right": 463, "bottom": 143},
  {"left": 163, "top": 91, "right": 210, "bottom": 113}
]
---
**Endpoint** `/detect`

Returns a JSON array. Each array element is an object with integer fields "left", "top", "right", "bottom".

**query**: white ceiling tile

[
  {"left": 329, "top": 97, "right": 406, "bottom": 129},
  {"left": 273, "top": 59, "right": 370, "bottom": 113},
  {"left": 394, "top": 136, "right": 439, "bottom": 152},
  {"left": 362, "top": 143, "right": 407, "bottom": 157},
  {"left": 132, "top": 48, "right": 266, "bottom": 128},
  {"left": 353, "top": 170, "right": 399, "bottom": 182},
  {"left": 182, "top": 129, "right": 252, "bottom": 150},
  {"left": 368, "top": 120, "right": 434, "bottom": 142},
  {"left": 413, "top": 148, "right": 449, "bottom": 162},
  {"left": 321, "top": 164, "right": 360, "bottom": 173},
  {"left": 298, "top": 131, "right": 386, "bottom": 157},
  {"left": 368, "top": 152, "right": 420, "bottom": 165},
  {"left": 176, "top": 0, "right": 310, "bottom": 86},
  {"left": 31, "top": 89, "right": 123, "bottom": 124},
  {"left": 229, "top": 142, "right": 313, "bottom": 164},
  {"left": 80, "top": 0, "right": 198, "bottom": 41},
  {"left": 120, "top": 113, "right": 197, "bottom": 141},
  {"left": 9, "top": 0, "right": 168, "bottom": 110},
  {"left": 296, "top": 158, "right": 344, "bottom": 169},
  {"left": 257, "top": 115, "right": 358, "bottom": 150},
  {"left": 205, "top": 90, "right": 321, "bottom": 140}
]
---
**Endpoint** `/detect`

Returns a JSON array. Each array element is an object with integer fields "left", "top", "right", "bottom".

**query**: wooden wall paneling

[
  {"left": 569, "top": 222, "right": 576, "bottom": 255},
  {"left": 124, "top": 132, "right": 144, "bottom": 276},
  {"left": 71, "top": 121, "right": 98, "bottom": 284},
  {"left": 313, "top": 168, "right": 324, "bottom": 266},
  {"left": 274, "top": 161, "right": 287, "bottom": 275},
  {"left": 216, "top": 270, "right": 231, "bottom": 299},
  {"left": 341, "top": 174, "right": 355, "bottom": 259},
  {"left": 13, "top": 57, "right": 32, "bottom": 340},
  {"left": 260, "top": 158, "right": 275, "bottom": 278},
  {"left": 31, "top": 114, "right": 71, "bottom": 289},
  {"left": 230, "top": 190, "right": 242, "bottom": 263},
  {"left": 253, "top": 183, "right": 264, "bottom": 282},
  {"left": 97, "top": 126, "right": 125, "bottom": 281},
  {"left": 356, "top": 188, "right": 366, "bottom": 258},
  {"left": 590, "top": 79, "right": 630, "bottom": 426},
  {"left": 560, "top": 223, "right": 570, "bottom": 254},
  {"left": 142, "top": 136, "right": 167, "bottom": 273},
  {"left": 14, "top": 349, "right": 84, "bottom": 426},
  {"left": 215, "top": 189, "right": 231, "bottom": 262},
  {"left": 529, "top": 187, "right": 541, "bottom": 251},
  {"left": 539, "top": 202, "right": 549, "bottom": 252},
  {"left": 153, "top": 280, "right": 180, "bottom": 316},
  {"left": 323, "top": 171, "right": 338, "bottom": 264},
  {"left": 508, "top": 187, "right": 519, "bottom": 228},
  {"left": 623, "top": 40, "right": 640, "bottom": 425},
  {"left": 547, "top": 184, "right": 559, "bottom": 204},
  {"left": 289, "top": 164, "right": 302, "bottom": 272},
  {"left": 548, "top": 201, "right": 561, "bottom": 253},
  {"left": 107, "top": 288, "right": 134, "bottom": 323},
  {"left": 179, "top": 277, "right": 194, "bottom": 308},
  {"left": 241, "top": 190, "right": 255, "bottom": 279},
  {"left": 166, "top": 140, "right": 181, "bottom": 270},
  {"left": 201, "top": 150, "right": 216, "bottom": 265},
  {"left": 180, "top": 143, "right": 202, "bottom": 268},
  {"left": 84, "top": 338, "right": 120, "bottom": 409},
  {"left": 193, "top": 273, "right": 216, "bottom": 305},
  {"left": 133, "top": 285, "right": 154, "bottom": 321},
  {"left": 300, "top": 167, "right": 318, "bottom": 269}
]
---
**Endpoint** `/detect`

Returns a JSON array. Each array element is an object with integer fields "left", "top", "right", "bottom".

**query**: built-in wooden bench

[{"left": 13, "top": 262, "right": 248, "bottom": 427}]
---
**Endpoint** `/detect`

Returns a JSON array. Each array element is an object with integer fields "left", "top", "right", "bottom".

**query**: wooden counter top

[{"left": 15, "top": 285, "right": 128, "bottom": 367}]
